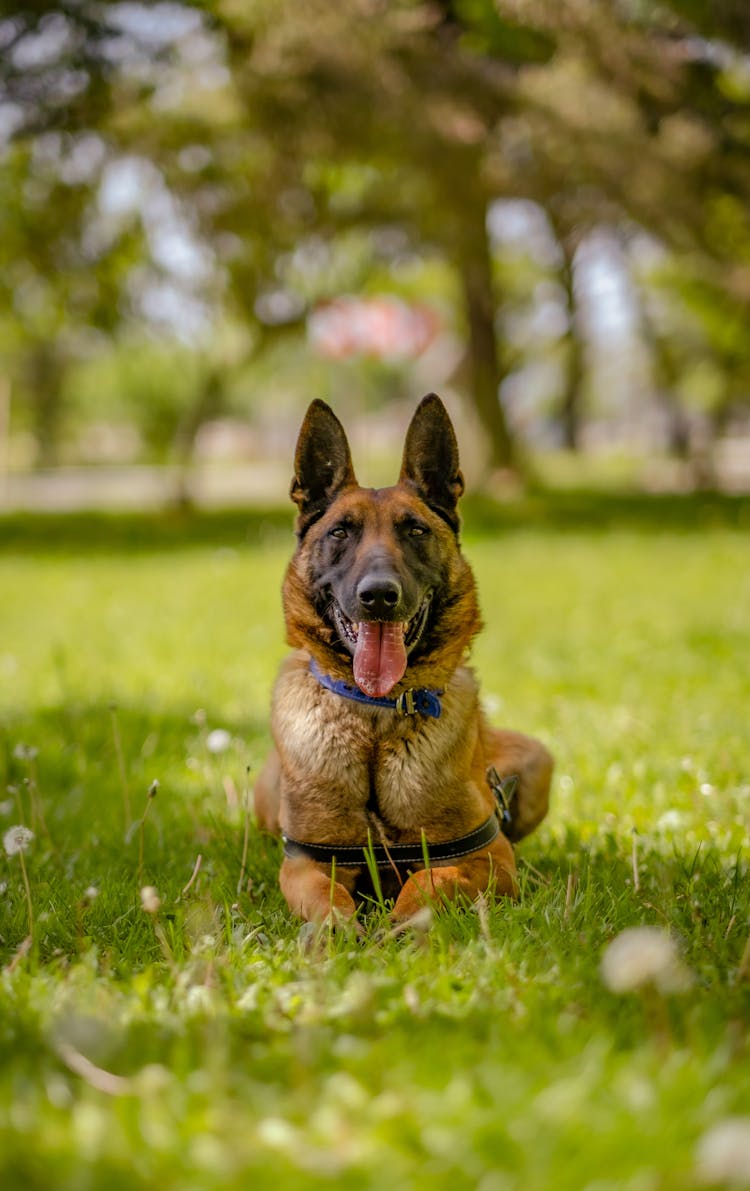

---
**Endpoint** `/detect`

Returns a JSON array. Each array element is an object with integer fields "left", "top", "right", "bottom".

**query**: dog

[{"left": 254, "top": 394, "right": 553, "bottom": 923}]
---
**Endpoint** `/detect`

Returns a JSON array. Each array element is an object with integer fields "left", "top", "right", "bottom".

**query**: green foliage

[
  {"left": 66, "top": 340, "right": 206, "bottom": 459},
  {"left": 455, "top": 0, "right": 556, "bottom": 62},
  {"left": 2, "top": 1, "right": 750, "bottom": 467},
  {"left": 1, "top": 508, "right": 749, "bottom": 1187}
]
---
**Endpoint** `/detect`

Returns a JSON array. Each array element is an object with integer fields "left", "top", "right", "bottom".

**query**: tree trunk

[
  {"left": 28, "top": 343, "right": 64, "bottom": 468},
  {"left": 458, "top": 216, "right": 515, "bottom": 470},
  {"left": 172, "top": 367, "right": 226, "bottom": 508},
  {"left": 559, "top": 245, "right": 584, "bottom": 450},
  {"left": 0, "top": 376, "right": 9, "bottom": 510},
  {"left": 638, "top": 304, "right": 691, "bottom": 458},
  {"left": 660, "top": 384, "right": 691, "bottom": 459}
]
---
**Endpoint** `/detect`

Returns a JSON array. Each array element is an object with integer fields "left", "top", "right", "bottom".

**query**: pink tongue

[{"left": 353, "top": 622, "right": 407, "bottom": 698}]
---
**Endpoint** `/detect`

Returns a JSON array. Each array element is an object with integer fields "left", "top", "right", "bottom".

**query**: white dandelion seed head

[
  {"left": 656, "top": 809, "right": 686, "bottom": 832},
  {"left": 257, "top": 1117, "right": 298, "bottom": 1149},
  {"left": 13, "top": 743, "right": 39, "bottom": 761},
  {"left": 185, "top": 985, "right": 215, "bottom": 1014},
  {"left": 82, "top": 886, "right": 99, "bottom": 903},
  {"left": 135, "top": 1063, "right": 171, "bottom": 1097},
  {"left": 206, "top": 729, "right": 231, "bottom": 754},
  {"left": 3, "top": 825, "right": 35, "bottom": 856},
  {"left": 600, "top": 926, "right": 692, "bottom": 994},
  {"left": 140, "top": 886, "right": 161, "bottom": 914},
  {"left": 696, "top": 1117, "right": 750, "bottom": 1186}
]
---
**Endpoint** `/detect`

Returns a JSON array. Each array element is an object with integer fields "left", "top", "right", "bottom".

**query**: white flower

[
  {"left": 185, "top": 985, "right": 215, "bottom": 1014},
  {"left": 206, "top": 729, "right": 231, "bottom": 754},
  {"left": 82, "top": 886, "right": 99, "bottom": 904},
  {"left": 3, "top": 825, "right": 35, "bottom": 856},
  {"left": 600, "top": 926, "right": 692, "bottom": 994},
  {"left": 656, "top": 809, "right": 687, "bottom": 832},
  {"left": 257, "top": 1117, "right": 298, "bottom": 1149},
  {"left": 13, "top": 743, "right": 38, "bottom": 761},
  {"left": 193, "top": 934, "right": 217, "bottom": 954},
  {"left": 140, "top": 886, "right": 161, "bottom": 914},
  {"left": 134, "top": 1063, "right": 171, "bottom": 1096},
  {"left": 696, "top": 1118, "right": 750, "bottom": 1186}
]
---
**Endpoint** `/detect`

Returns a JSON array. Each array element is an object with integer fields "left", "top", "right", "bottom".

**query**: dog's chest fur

[{"left": 272, "top": 651, "right": 489, "bottom": 844}]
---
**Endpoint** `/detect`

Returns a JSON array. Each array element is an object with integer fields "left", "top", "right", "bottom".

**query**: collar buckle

[
  {"left": 395, "top": 689, "right": 417, "bottom": 715},
  {"left": 309, "top": 658, "right": 442, "bottom": 719},
  {"left": 487, "top": 767, "right": 519, "bottom": 835}
]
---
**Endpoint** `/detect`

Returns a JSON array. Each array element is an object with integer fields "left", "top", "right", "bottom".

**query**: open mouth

[{"left": 331, "top": 594, "right": 432, "bottom": 698}]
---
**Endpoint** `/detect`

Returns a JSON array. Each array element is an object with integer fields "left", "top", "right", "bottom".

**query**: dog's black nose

[{"left": 357, "top": 575, "right": 402, "bottom": 618}]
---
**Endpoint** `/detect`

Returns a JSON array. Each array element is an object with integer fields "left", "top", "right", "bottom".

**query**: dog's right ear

[{"left": 290, "top": 400, "right": 357, "bottom": 533}]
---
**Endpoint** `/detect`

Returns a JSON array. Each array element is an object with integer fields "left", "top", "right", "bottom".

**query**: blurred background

[{"left": 2, "top": 0, "right": 750, "bottom": 510}]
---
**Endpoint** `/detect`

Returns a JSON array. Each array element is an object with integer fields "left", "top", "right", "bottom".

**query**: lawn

[{"left": 1, "top": 498, "right": 749, "bottom": 1190}]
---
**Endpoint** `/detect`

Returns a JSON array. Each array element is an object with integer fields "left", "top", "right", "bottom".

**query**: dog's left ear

[
  {"left": 399, "top": 394, "right": 464, "bottom": 532},
  {"left": 291, "top": 399, "right": 357, "bottom": 533}
]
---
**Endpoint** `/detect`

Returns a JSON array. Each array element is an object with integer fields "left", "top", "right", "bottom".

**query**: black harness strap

[
  {"left": 282, "top": 773, "right": 520, "bottom": 869},
  {"left": 283, "top": 812, "right": 499, "bottom": 868}
]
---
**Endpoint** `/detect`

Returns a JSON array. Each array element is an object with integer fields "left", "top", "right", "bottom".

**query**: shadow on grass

[
  {"left": 0, "top": 505, "right": 293, "bottom": 554},
  {"left": 3, "top": 697, "right": 748, "bottom": 979},
  {"left": 466, "top": 487, "right": 750, "bottom": 536},
  {"left": 0, "top": 698, "right": 284, "bottom": 963},
  {"left": 1, "top": 489, "right": 749, "bottom": 554}
]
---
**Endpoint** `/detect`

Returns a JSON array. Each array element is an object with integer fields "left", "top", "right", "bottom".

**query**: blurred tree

[
  {"left": 2, "top": 0, "right": 750, "bottom": 479},
  {"left": 0, "top": 135, "right": 144, "bottom": 462},
  {"left": 142, "top": 0, "right": 750, "bottom": 468},
  {"left": 0, "top": 4, "right": 233, "bottom": 469},
  {"left": 170, "top": 0, "right": 553, "bottom": 468},
  {"left": 636, "top": 253, "right": 750, "bottom": 483}
]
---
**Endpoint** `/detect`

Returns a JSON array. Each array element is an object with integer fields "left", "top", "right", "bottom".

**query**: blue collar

[{"left": 309, "top": 658, "right": 442, "bottom": 719}]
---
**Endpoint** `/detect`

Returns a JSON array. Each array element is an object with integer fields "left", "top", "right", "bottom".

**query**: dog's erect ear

[
  {"left": 399, "top": 394, "right": 464, "bottom": 532},
  {"left": 290, "top": 400, "right": 357, "bottom": 532}
]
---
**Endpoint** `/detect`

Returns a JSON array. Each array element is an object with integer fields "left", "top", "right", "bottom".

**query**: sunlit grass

[{"left": 1, "top": 507, "right": 749, "bottom": 1189}]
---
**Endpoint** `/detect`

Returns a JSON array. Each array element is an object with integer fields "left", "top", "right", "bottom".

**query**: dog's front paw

[
  {"left": 391, "top": 866, "right": 463, "bottom": 921},
  {"left": 280, "top": 857, "right": 359, "bottom": 924}
]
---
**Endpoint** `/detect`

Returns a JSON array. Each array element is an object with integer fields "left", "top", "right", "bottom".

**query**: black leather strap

[{"left": 282, "top": 812, "right": 501, "bottom": 869}]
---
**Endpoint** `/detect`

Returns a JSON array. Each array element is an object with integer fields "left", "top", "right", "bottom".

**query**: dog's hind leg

[
  {"left": 253, "top": 747, "right": 282, "bottom": 834},
  {"left": 485, "top": 727, "right": 553, "bottom": 842}
]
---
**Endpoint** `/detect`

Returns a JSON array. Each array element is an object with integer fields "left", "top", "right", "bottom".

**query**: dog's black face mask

[
  {"left": 287, "top": 395, "right": 468, "bottom": 696},
  {"left": 307, "top": 489, "right": 445, "bottom": 696}
]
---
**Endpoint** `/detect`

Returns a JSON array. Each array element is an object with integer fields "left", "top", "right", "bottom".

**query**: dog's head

[{"left": 282, "top": 394, "right": 481, "bottom": 696}]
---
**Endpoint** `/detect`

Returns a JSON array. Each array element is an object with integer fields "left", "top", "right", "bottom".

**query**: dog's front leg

[
  {"left": 391, "top": 837, "right": 517, "bottom": 921},
  {"left": 279, "top": 855, "right": 358, "bottom": 924}
]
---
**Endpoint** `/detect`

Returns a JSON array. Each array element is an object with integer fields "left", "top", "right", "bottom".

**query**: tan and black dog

[{"left": 254, "top": 395, "right": 552, "bottom": 923}]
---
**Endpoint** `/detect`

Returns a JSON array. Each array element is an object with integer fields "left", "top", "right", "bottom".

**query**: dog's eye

[
  {"left": 408, "top": 525, "right": 428, "bottom": 537},
  {"left": 330, "top": 526, "right": 348, "bottom": 540}
]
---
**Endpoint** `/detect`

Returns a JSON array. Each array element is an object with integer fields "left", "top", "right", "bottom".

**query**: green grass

[{"left": 1, "top": 500, "right": 749, "bottom": 1190}]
